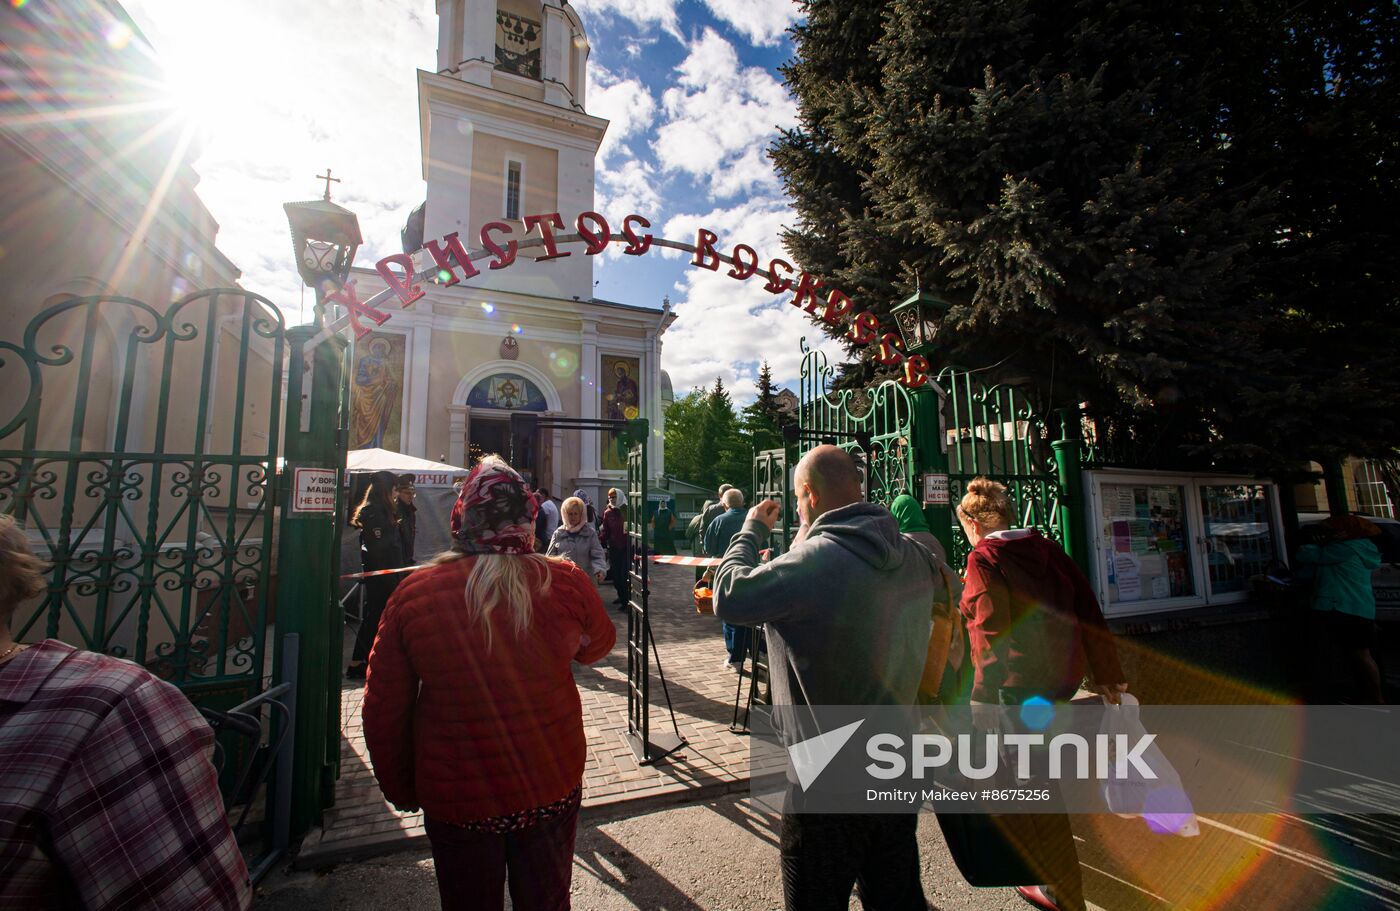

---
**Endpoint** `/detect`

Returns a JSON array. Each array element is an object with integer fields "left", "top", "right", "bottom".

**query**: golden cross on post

[{"left": 316, "top": 168, "right": 340, "bottom": 201}]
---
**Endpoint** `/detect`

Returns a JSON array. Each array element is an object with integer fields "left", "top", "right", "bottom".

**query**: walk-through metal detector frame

[
  {"left": 511, "top": 415, "right": 686, "bottom": 765},
  {"left": 729, "top": 423, "right": 877, "bottom": 733}
]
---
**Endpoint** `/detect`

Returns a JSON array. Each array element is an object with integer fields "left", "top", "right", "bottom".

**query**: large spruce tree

[{"left": 773, "top": 0, "right": 1400, "bottom": 467}]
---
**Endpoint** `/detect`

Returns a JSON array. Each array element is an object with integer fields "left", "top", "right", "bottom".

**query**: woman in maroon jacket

[
  {"left": 957, "top": 478, "right": 1127, "bottom": 911},
  {"left": 598, "top": 487, "right": 630, "bottom": 608},
  {"left": 363, "top": 456, "right": 615, "bottom": 911}
]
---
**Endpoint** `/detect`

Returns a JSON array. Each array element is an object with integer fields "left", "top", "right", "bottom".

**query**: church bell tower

[{"left": 419, "top": 0, "right": 607, "bottom": 301}]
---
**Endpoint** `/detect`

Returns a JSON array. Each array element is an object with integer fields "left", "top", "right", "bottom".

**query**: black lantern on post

[
  {"left": 890, "top": 288, "right": 953, "bottom": 358},
  {"left": 283, "top": 171, "right": 362, "bottom": 326}
]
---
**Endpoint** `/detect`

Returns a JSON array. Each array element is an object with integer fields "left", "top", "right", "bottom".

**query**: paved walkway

[{"left": 298, "top": 562, "right": 758, "bottom": 866}]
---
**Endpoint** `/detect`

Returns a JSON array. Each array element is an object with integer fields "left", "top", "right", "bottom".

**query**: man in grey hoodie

[{"left": 713, "top": 445, "right": 944, "bottom": 910}]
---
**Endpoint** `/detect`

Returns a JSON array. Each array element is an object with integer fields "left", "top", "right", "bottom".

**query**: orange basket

[{"left": 693, "top": 578, "right": 714, "bottom": 615}]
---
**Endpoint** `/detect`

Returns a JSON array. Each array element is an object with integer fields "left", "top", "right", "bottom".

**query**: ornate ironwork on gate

[
  {"left": 792, "top": 338, "right": 1068, "bottom": 574},
  {"left": 751, "top": 447, "right": 792, "bottom": 554},
  {"left": 930, "top": 366, "right": 1065, "bottom": 569},
  {"left": 0, "top": 291, "right": 286, "bottom": 703},
  {"left": 796, "top": 339, "right": 917, "bottom": 505}
]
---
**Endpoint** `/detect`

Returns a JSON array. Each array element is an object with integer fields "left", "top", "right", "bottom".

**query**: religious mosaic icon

[
  {"left": 466, "top": 374, "right": 548, "bottom": 412},
  {"left": 350, "top": 333, "right": 405, "bottom": 450},
  {"left": 600, "top": 356, "right": 641, "bottom": 471}
]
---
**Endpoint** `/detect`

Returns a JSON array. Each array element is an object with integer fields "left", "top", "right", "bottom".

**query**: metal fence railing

[
  {"left": 200, "top": 633, "right": 298, "bottom": 884},
  {"left": 1353, "top": 459, "right": 1397, "bottom": 519}
]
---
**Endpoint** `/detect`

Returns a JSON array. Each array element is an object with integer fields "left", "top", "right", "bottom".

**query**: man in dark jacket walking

[
  {"left": 713, "top": 446, "right": 944, "bottom": 910},
  {"left": 704, "top": 487, "right": 753, "bottom": 670}
]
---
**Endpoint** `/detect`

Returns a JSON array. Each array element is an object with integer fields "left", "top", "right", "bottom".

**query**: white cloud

[
  {"left": 659, "top": 197, "right": 846, "bottom": 401},
  {"left": 587, "top": 68, "right": 657, "bottom": 165},
  {"left": 699, "top": 0, "right": 801, "bottom": 47},
  {"left": 623, "top": 36, "right": 657, "bottom": 59},
  {"left": 122, "top": 0, "right": 437, "bottom": 313},
  {"left": 653, "top": 28, "right": 797, "bottom": 200},
  {"left": 570, "top": 0, "right": 683, "bottom": 42},
  {"left": 596, "top": 159, "right": 663, "bottom": 224}
]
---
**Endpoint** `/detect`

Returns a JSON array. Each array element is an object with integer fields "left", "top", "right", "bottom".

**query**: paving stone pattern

[{"left": 302, "top": 563, "right": 759, "bottom": 865}]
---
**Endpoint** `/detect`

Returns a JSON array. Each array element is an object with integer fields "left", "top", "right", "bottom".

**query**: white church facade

[{"left": 340, "top": 0, "right": 675, "bottom": 501}]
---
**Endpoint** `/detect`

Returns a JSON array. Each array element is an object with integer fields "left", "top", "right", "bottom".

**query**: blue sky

[{"left": 122, "top": 0, "right": 843, "bottom": 403}]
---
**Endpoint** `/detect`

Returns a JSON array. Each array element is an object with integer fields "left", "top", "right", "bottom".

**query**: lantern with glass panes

[
  {"left": 890, "top": 288, "right": 953, "bottom": 358},
  {"left": 283, "top": 186, "right": 362, "bottom": 326}
]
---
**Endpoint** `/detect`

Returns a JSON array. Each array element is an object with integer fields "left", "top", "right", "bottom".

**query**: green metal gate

[
  {"left": 796, "top": 339, "right": 918, "bottom": 504},
  {"left": 751, "top": 447, "right": 792, "bottom": 553},
  {"left": 0, "top": 291, "right": 285, "bottom": 701},
  {"left": 792, "top": 339, "right": 1073, "bottom": 573},
  {"left": 930, "top": 366, "right": 1068, "bottom": 570}
]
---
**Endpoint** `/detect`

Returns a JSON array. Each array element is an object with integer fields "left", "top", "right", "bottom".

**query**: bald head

[{"left": 794, "top": 445, "right": 863, "bottom": 523}]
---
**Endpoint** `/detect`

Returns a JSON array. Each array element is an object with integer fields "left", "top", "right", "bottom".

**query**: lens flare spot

[
  {"left": 511, "top": 324, "right": 523, "bottom": 334},
  {"left": 1143, "top": 788, "right": 1197, "bottom": 835},
  {"left": 11, "top": 0, "right": 28, "bottom": 8},
  {"left": 1018, "top": 696, "right": 1055, "bottom": 732},
  {"left": 437, "top": 269, "right": 452, "bottom": 283},
  {"left": 105, "top": 21, "right": 133, "bottom": 49},
  {"left": 480, "top": 302, "right": 494, "bottom": 314},
  {"left": 548, "top": 350, "right": 577, "bottom": 378}
]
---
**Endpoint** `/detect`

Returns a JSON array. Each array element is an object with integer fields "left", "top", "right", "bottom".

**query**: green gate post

[
  {"left": 910, "top": 385, "right": 954, "bottom": 560},
  {"left": 273, "top": 326, "right": 347, "bottom": 842},
  {"left": 1321, "top": 456, "right": 1350, "bottom": 517},
  {"left": 1051, "top": 407, "right": 1090, "bottom": 576}
]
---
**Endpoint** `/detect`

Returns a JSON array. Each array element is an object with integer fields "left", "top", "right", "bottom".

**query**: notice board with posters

[{"left": 1086, "top": 470, "right": 1283, "bottom": 617}]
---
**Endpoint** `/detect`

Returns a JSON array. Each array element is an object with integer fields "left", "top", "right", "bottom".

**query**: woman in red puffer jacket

[{"left": 363, "top": 455, "right": 615, "bottom": 911}]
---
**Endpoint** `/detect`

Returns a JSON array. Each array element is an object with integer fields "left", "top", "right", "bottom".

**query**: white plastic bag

[{"left": 1099, "top": 694, "right": 1200, "bottom": 837}]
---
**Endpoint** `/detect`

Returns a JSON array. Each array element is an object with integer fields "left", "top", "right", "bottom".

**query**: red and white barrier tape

[
  {"left": 650, "top": 550, "right": 771, "bottom": 568},
  {"left": 346, "top": 550, "right": 771, "bottom": 578},
  {"left": 341, "top": 564, "right": 428, "bottom": 580},
  {"left": 650, "top": 554, "right": 721, "bottom": 567}
]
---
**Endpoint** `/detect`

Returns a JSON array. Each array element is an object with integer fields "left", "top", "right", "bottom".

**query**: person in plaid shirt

[{"left": 0, "top": 515, "right": 251, "bottom": 909}]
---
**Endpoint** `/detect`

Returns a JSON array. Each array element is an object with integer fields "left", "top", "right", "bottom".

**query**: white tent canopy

[{"left": 346, "top": 448, "right": 467, "bottom": 487}]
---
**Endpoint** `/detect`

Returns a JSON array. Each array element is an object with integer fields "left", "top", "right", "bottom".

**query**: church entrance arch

[{"left": 449, "top": 359, "right": 563, "bottom": 491}]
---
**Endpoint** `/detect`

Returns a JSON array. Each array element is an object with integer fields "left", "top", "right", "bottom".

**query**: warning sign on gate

[
  {"left": 923, "top": 473, "right": 950, "bottom": 506},
  {"left": 293, "top": 467, "right": 338, "bottom": 513}
]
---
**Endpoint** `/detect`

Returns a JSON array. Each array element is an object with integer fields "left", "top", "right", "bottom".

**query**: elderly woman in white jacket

[{"left": 547, "top": 496, "right": 607, "bottom": 582}]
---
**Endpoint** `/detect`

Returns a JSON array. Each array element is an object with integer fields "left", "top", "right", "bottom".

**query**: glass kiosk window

[
  {"left": 1199, "top": 484, "right": 1277, "bottom": 595},
  {"left": 1101, "top": 483, "right": 1195, "bottom": 605}
]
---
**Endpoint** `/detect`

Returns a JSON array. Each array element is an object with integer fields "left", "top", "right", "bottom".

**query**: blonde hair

[
  {"left": 428, "top": 550, "right": 565, "bottom": 651},
  {"left": 958, "top": 477, "right": 1012, "bottom": 529},
  {"left": 0, "top": 515, "right": 49, "bottom": 616},
  {"left": 561, "top": 496, "right": 585, "bottom": 524}
]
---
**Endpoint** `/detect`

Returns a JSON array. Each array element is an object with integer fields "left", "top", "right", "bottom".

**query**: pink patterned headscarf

[{"left": 449, "top": 458, "right": 538, "bottom": 555}]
